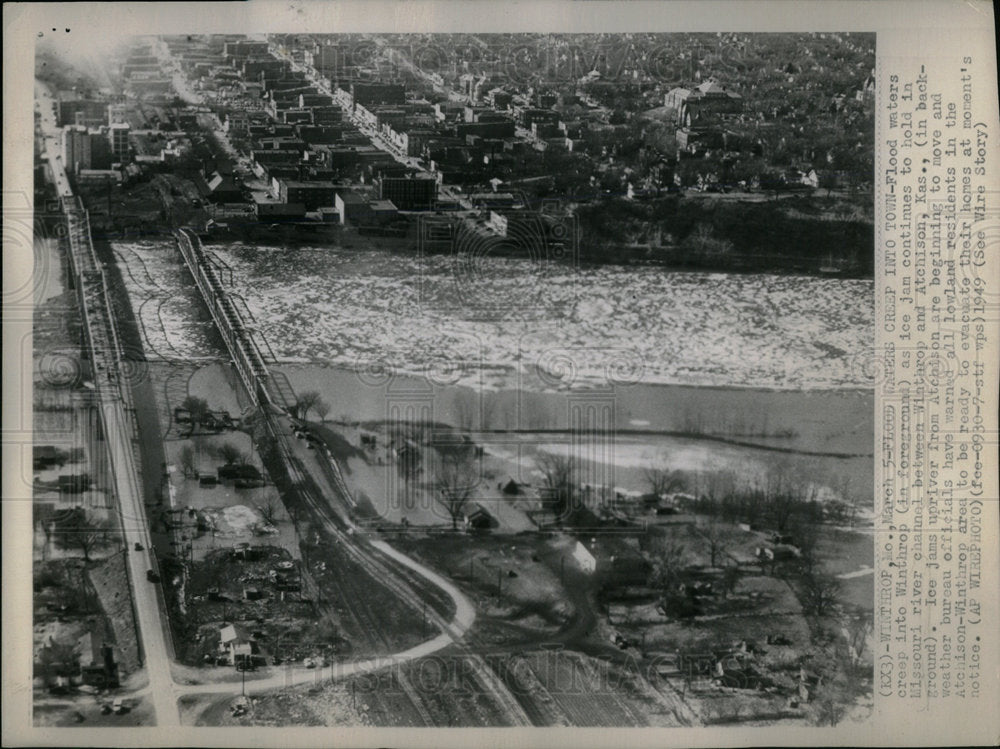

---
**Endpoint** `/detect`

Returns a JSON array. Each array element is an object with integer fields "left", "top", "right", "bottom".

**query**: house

[
  {"left": 206, "top": 172, "right": 244, "bottom": 204},
  {"left": 80, "top": 630, "right": 119, "bottom": 688},
  {"left": 218, "top": 464, "right": 261, "bottom": 481},
  {"left": 501, "top": 478, "right": 524, "bottom": 496},
  {"left": 33, "top": 445, "right": 65, "bottom": 470},
  {"left": 218, "top": 624, "right": 254, "bottom": 665},
  {"left": 463, "top": 504, "right": 495, "bottom": 532},
  {"left": 572, "top": 541, "right": 597, "bottom": 573},
  {"left": 58, "top": 474, "right": 92, "bottom": 493}
]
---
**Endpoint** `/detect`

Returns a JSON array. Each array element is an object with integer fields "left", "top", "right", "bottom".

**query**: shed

[
  {"left": 501, "top": 478, "right": 523, "bottom": 496},
  {"left": 463, "top": 504, "right": 495, "bottom": 532},
  {"left": 572, "top": 541, "right": 596, "bottom": 573}
]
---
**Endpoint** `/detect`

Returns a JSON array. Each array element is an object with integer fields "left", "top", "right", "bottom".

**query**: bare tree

[
  {"left": 698, "top": 516, "right": 725, "bottom": 568},
  {"left": 314, "top": 399, "right": 331, "bottom": 422},
  {"left": 722, "top": 564, "right": 741, "bottom": 598},
  {"left": 35, "top": 504, "right": 56, "bottom": 561},
  {"left": 295, "top": 390, "right": 322, "bottom": 420},
  {"left": 436, "top": 453, "right": 478, "bottom": 530},
  {"left": 650, "top": 537, "right": 698, "bottom": 619},
  {"left": 848, "top": 617, "right": 872, "bottom": 667},
  {"left": 53, "top": 507, "right": 109, "bottom": 563},
  {"left": 258, "top": 493, "right": 281, "bottom": 526},
  {"left": 800, "top": 570, "right": 841, "bottom": 616},
  {"left": 535, "top": 451, "right": 577, "bottom": 523},
  {"left": 37, "top": 638, "right": 82, "bottom": 683},
  {"left": 179, "top": 444, "right": 197, "bottom": 478},
  {"left": 644, "top": 465, "right": 685, "bottom": 499},
  {"left": 649, "top": 537, "right": 686, "bottom": 590},
  {"left": 181, "top": 395, "right": 211, "bottom": 434}
]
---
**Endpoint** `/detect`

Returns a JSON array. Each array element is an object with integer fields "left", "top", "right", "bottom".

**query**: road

[
  {"left": 36, "top": 77, "right": 183, "bottom": 725},
  {"left": 35, "top": 81, "right": 72, "bottom": 198},
  {"left": 270, "top": 46, "right": 473, "bottom": 209},
  {"left": 98, "top": 400, "right": 181, "bottom": 725}
]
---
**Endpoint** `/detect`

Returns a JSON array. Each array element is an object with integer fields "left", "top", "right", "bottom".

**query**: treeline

[{"left": 575, "top": 194, "right": 874, "bottom": 276}]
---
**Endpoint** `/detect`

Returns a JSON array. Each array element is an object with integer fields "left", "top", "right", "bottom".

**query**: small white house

[
  {"left": 573, "top": 541, "right": 596, "bottom": 574},
  {"left": 219, "top": 624, "right": 253, "bottom": 665}
]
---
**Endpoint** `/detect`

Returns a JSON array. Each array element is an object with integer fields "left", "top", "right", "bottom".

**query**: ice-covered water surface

[
  {"left": 113, "top": 241, "right": 220, "bottom": 361},
  {"left": 117, "top": 241, "right": 875, "bottom": 391}
]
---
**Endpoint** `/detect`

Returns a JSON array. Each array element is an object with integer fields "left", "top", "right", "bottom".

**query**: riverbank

[
  {"left": 278, "top": 363, "right": 873, "bottom": 457},
  {"left": 278, "top": 362, "right": 874, "bottom": 511}
]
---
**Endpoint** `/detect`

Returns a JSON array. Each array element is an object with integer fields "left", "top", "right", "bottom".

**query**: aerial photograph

[{"left": 30, "top": 31, "right": 876, "bottom": 728}]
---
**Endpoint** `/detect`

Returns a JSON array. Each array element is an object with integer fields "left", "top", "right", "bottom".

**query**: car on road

[
  {"left": 146, "top": 569, "right": 160, "bottom": 583},
  {"left": 134, "top": 542, "right": 143, "bottom": 551},
  {"left": 609, "top": 631, "right": 631, "bottom": 649}
]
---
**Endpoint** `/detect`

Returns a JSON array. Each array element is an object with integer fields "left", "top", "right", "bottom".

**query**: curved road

[{"left": 174, "top": 538, "right": 478, "bottom": 697}]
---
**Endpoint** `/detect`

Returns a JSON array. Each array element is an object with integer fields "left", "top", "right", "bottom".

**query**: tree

[
  {"left": 179, "top": 445, "right": 197, "bottom": 478},
  {"left": 799, "top": 570, "right": 841, "bottom": 616},
  {"left": 650, "top": 537, "right": 698, "bottom": 619},
  {"left": 37, "top": 638, "right": 81, "bottom": 682},
  {"left": 649, "top": 537, "right": 686, "bottom": 590},
  {"left": 295, "top": 390, "right": 322, "bottom": 420},
  {"left": 818, "top": 169, "right": 839, "bottom": 197},
  {"left": 436, "top": 453, "right": 478, "bottom": 530},
  {"left": 314, "top": 399, "right": 331, "bottom": 422},
  {"left": 722, "top": 564, "right": 741, "bottom": 598},
  {"left": 53, "top": 507, "right": 109, "bottom": 562},
  {"left": 35, "top": 504, "right": 57, "bottom": 561},
  {"left": 643, "top": 465, "right": 685, "bottom": 499},
  {"left": 698, "top": 516, "right": 725, "bottom": 568},
  {"left": 535, "top": 451, "right": 578, "bottom": 523},
  {"left": 217, "top": 442, "right": 244, "bottom": 466},
  {"left": 181, "top": 396, "right": 211, "bottom": 434},
  {"left": 258, "top": 493, "right": 281, "bottom": 526}
]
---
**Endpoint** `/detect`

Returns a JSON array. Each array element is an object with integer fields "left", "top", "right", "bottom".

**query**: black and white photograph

[{"left": 4, "top": 1, "right": 998, "bottom": 746}]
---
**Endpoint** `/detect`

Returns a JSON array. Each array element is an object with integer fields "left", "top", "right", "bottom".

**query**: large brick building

[
  {"left": 664, "top": 79, "right": 743, "bottom": 127},
  {"left": 350, "top": 82, "right": 406, "bottom": 108},
  {"left": 377, "top": 175, "right": 437, "bottom": 210}
]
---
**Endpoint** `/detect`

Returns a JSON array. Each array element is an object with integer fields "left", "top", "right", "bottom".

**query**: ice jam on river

[{"left": 113, "top": 241, "right": 874, "bottom": 392}]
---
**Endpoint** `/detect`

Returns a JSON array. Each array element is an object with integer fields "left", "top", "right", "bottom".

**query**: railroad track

[{"left": 274, "top": 431, "right": 533, "bottom": 726}]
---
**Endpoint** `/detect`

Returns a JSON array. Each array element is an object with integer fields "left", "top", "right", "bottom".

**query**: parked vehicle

[{"left": 146, "top": 569, "right": 160, "bottom": 583}]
